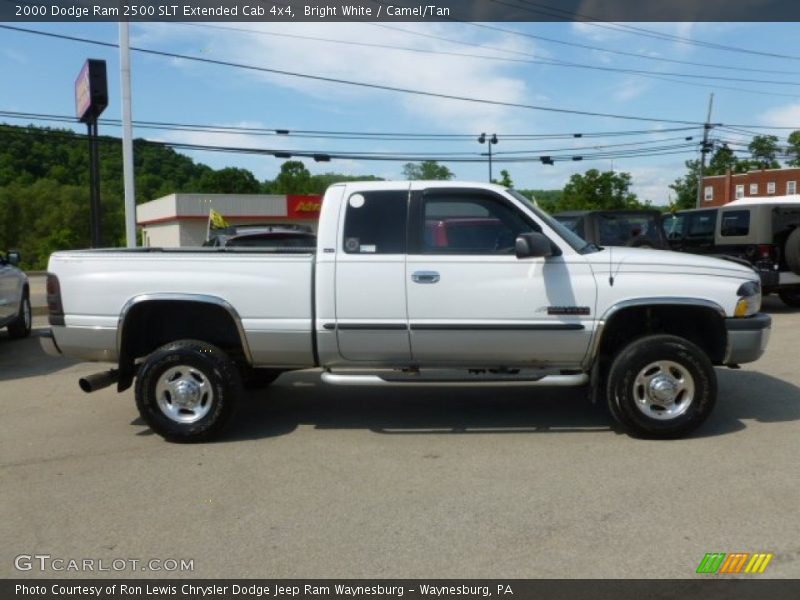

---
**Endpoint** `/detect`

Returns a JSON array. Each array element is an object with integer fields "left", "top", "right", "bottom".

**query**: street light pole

[
  {"left": 478, "top": 133, "right": 498, "bottom": 182},
  {"left": 120, "top": 22, "right": 137, "bottom": 247}
]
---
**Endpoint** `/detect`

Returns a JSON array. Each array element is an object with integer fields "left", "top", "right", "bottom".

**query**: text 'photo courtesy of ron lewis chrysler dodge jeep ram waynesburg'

[{"left": 40, "top": 181, "right": 772, "bottom": 442}]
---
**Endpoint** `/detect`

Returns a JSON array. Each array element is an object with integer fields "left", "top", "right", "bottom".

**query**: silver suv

[
  {"left": 1, "top": 250, "right": 31, "bottom": 338},
  {"left": 664, "top": 198, "right": 800, "bottom": 306}
]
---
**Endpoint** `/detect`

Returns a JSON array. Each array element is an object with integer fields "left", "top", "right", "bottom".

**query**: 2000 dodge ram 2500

[{"left": 41, "top": 181, "right": 771, "bottom": 441}]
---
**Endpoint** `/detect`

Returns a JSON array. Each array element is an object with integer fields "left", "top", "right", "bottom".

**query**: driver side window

[{"left": 421, "top": 195, "right": 534, "bottom": 254}]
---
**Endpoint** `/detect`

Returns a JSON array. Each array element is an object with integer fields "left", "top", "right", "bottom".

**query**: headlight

[{"left": 734, "top": 280, "right": 761, "bottom": 317}]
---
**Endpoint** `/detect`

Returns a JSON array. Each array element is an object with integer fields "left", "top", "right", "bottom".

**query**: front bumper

[{"left": 724, "top": 313, "right": 771, "bottom": 365}]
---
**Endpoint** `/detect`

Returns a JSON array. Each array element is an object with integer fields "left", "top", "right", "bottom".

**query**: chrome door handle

[{"left": 412, "top": 271, "right": 440, "bottom": 284}]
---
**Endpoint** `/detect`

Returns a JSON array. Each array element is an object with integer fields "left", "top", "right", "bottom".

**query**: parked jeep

[
  {"left": 553, "top": 210, "right": 669, "bottom": 249},
  {"left": 663, "top": 198, "right": 800, "bottom": 306},
  {"left": 0, "top": 250, "right": 31, "bottom": 338}
]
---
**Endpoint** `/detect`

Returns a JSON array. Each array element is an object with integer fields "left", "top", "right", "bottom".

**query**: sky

[{"left": 2, "top": 19, "right": 800, "bottom": 203}]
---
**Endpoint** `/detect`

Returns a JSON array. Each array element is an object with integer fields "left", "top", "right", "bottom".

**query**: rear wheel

[
  {"left": 135, "top": 340, "right": 241, "bottom": 442},
  {"left": 784, "top": 228, "right": 800, "bottom": 275},
  {"left": 606, "top": 334, "right": 716, "bottom": 439},
  {"left": 778, "top": 289, "right": 800, "bottom": 307},
  {"left": 7, "top": 290, "right": 31, "bottom": 339}
]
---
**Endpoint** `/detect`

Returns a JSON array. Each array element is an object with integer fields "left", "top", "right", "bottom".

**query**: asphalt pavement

[{"left": 1, "top": 298, "right": 799, "bottom": 579}]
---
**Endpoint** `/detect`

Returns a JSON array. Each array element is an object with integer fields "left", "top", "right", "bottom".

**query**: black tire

[
  {"left": 778, "top": 289, "right": 800, "bottom": 307},
  {"left": 134, "top": 340, "right": 241, "bottom": 442},
  {"left": 785, "top": 227, "right": 800, "bottom": 275},
  {"left": 606, "top": 334, "right": 716, "bottom": 439},
  {"left": 7, "top": 289, "right": 31, "bottom": 339},
  {"left": 242, "top": 368, "right": 283, "bottom": 390}
]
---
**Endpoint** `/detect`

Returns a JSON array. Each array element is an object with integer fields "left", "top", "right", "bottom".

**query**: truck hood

[{"left": 582, "top": 247, "right": 757, "bottom": 280}]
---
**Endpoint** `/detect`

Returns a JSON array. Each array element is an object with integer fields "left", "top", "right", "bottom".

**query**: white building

[{"left": 136, "top": 193, "right": 322, "bottom": 247}]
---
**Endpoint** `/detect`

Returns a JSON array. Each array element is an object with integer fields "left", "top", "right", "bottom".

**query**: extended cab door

[
  {"left": 405, "top": 187, "right": 596, "bottom": 367},
  {"left": 333, "top": 187, "right": 412, "bottom": 362}
]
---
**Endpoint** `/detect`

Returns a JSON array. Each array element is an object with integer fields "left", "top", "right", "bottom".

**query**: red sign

[{"left": 287, "top": 195, "right": 322, "bottom": 220}]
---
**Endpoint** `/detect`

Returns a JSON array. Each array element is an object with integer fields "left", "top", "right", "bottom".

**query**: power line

[
  {"left": 0, "top": 24, "right": 708, "bottom": 125},
  {"left": 503, "top": 0, "right": 800, "bottom": 61},
  {"left": 189, "top": 20, "right": 800, "bottom": 78},
  {"left": 0, "top": 122, "right": 700, "bottom": 164},
  {"left": 0, "top": 109, "right": 702, "bottom": 140},
  {"left": 361, "top": 22, "right": 800, "bottom": 98},
  {"left": 180, "top": 21, "right": 800, "bottom": 99}
]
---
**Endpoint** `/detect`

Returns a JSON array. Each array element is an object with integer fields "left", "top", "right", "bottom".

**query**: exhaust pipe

[{"left": 79, "top": 369, "right": 119, "bottom": 393}]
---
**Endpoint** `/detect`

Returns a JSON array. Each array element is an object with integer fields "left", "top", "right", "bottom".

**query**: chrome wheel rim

[
  {"left": 632, "top": 360, "right": 695, "bottom": 421},
  {"left": 155, "top": 365, "right": 214, "bottom": 424}
]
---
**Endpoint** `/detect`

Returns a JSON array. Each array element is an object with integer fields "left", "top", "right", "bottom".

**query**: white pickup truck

[{"left": 41, "top": 181, "right": 771, "bottom": 441}]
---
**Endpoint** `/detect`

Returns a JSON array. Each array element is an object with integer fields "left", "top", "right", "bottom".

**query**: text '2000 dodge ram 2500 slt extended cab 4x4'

[{"left": 41, "top": 181, "right": 771, "bottom": 441}]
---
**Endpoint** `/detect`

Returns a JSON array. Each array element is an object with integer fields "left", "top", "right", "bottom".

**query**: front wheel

[
  {"left": 7, "top": 290, "right": 31, "bottom": 339},
  {"left": 135, "top": 340, "right": 241, "bottom": 442},
  {"left": 606, "top": 334, "right": 716, "bottom": 439}
]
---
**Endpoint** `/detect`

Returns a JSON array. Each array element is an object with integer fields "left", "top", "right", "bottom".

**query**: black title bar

[
  {"left": 4, "top": 580, "right": 800, "bottom": 600},
  {"left": 4, "top": 0, "right": 800, "bottom": 22}
]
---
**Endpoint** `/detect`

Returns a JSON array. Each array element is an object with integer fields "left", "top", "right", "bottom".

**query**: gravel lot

[{"left": 2, "top": 298, "right": 799, "bottom": 579}]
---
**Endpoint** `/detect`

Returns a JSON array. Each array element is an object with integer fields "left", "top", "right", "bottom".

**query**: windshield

[{"left": 506, "top": 190, "right": 598, "bottom": 253}]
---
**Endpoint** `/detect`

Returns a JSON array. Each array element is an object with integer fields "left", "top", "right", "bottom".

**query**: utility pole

[
  {"left": 478, "top": 133, "right": 498, "bottom": 182},
  {"left": 696, "top": 93, "right": 715, "bottom": 208},
  {"left": 120, "top": 22, "right": 137, "bottom": 247}
]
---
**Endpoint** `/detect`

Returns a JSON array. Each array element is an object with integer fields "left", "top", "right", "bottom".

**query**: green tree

[
  {"left": 402, "top": 160, "right": 454, "bottom": 180},
  {"left": 785, "top": 131, "right": 800, "bottom": 167},
  {"left": 199, "top": 167, "right": 260, "bottom": 194},
  {"left": 494, "top": 169, "right": 513, "bottom": 187},
  {"left": 707, "top": 143, "right": 742, "bottom": 175},
  {"left": 515, "top": 189, "right": 563, "bottom": 213},
  {"left": 270, "top": 160, "right": 313, "bottom": 194},
  {"left": 747, "top": 135, "right": 781, "bottom": 170},
  {"left": 669, "top": 159, "right": 701, "bottom": 210},
  {"left": 561, "top": 169, "right": 640, "bottom": 210},
  {"left": 0, "top": 124, "right": 391, "bottom": 268}
]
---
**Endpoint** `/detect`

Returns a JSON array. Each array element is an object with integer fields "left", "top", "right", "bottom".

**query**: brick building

[{"left": 701, "top": 168, "right": 800, "bottom": 206}]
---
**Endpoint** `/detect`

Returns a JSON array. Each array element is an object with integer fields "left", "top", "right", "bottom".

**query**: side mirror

[
  {"left": 515, "top": 232, "right": 553, "bottom": 259},
  {"left": 6, "top": 250, "right": 21, "bottom": 266}
]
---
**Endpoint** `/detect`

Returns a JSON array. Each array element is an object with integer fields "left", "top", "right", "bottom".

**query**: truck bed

[{"left": 48, "top": 248, "right": 316, "bottom": 367}]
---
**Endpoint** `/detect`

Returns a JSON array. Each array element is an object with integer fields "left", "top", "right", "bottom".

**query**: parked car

[
  {"left": 1, "top": 250, "right": 31, "bottom": 339},
  {"left": 204, "top": 223, "right": 315, "bottom": 248},
  {"left": 553, "top": 209, "right": 669, "bottom": 249},
  {"left": 41, "top": 181, "right": 770, "bottom": 442},
  {"left": 663, "top": 198, "right": 800, "bottom": 306}
]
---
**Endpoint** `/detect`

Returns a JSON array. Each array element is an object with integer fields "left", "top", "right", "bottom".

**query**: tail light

[
  {"left": 46, "top": 273, "right": 65, "bottom": 326},
  {"left": 757, "top": 244, "right": 775, "bottom": 260}
]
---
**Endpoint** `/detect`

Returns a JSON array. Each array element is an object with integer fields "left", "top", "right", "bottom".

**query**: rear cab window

[{"left": 342, "top": 190, "right": 408, "bottom": 254}]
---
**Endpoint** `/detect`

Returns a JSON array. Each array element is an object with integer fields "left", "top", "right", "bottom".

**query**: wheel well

[
  {"left": 117, "top": 300, "right": 248, "bottom": 391},
  {"left": 597, "top": 305, "right": 727, "bottom": 366}
]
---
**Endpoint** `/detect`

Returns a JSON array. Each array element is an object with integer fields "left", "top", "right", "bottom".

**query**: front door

[{"left": 405, "top": 188, "right": 596, "bottom": 367}]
